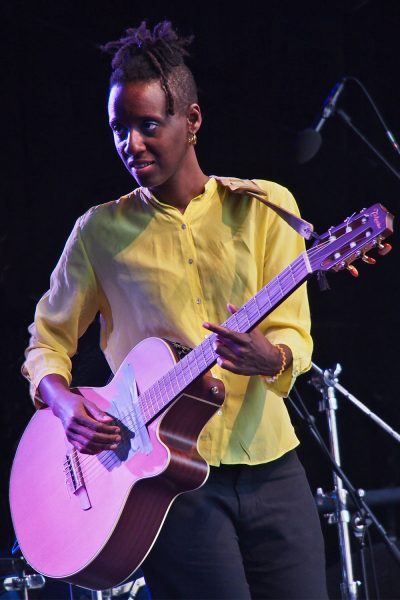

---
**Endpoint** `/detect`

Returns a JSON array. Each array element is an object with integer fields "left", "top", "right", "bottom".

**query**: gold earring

[{"left": 188, "top": 132, "right": 197, "bottom": 146}]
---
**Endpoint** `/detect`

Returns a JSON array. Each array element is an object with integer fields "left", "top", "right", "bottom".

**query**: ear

[{"left": 186, "top": 103, "right": 202, "bottom": 134}]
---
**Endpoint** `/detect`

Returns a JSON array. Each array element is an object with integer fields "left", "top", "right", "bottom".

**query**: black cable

[
  {"left": 366, "top": 526, "right": 381, "bottom": 600},
  {"left": 346, "top": 76, "right": 400, "bottom": 157},
  {"left": 336, "top": 108, "right": 400, "bottom": 182}
]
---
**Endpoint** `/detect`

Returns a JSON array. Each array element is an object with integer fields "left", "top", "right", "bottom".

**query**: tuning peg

[
  {"left": 347, "top": 265, "right": 359, "bottom": 277},
  {"left": 361, "top": 254, "right": 376, "bottom": 265},
  {"left": 378, "top": 242, "right": 392, "bottom": 256}
]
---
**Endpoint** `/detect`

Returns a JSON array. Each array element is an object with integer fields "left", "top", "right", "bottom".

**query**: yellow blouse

[{"left": 22, "top": 177, "right": 313, "bottom": 466}]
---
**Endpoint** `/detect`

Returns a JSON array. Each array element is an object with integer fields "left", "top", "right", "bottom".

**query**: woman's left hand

[{"left": 202, "top": 304, "right": 292, "bottom": 377}]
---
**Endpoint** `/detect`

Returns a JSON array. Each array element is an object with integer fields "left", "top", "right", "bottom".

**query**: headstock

[{"left": 308, "top": 204, "right": 394, "bottom": 275}]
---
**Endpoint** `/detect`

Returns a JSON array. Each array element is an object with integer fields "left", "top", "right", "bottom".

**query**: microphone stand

[
  {"left": 335, "top": 108, "right": 400, "bottom": 183},
  {"left": 311, "top": 362, "right": 400, "bottom": 444},
  {"left": 288, "top": 364, "right": 400, "bottom": 600},
  {"left": 312, "top": 364, "right": 359, "bottom": 600},
  {"left": 297, "top": 77, "right": 400, "bottom": 181}
]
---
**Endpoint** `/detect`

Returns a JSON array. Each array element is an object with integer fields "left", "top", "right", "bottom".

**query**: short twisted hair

[{"left": 102, "top": 21, "right": 198, "bottom": 115}]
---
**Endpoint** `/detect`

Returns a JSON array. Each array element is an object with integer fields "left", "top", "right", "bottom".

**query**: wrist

[
  {"left": 38, "top": 374, "right": 71, "bottom": 411},
  {"left": 264, "top": 344, "right": 292, "bottom": 383}
]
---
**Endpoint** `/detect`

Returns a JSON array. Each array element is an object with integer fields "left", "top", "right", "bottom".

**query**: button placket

[{"left": 179, "top": 220, "right": 207, "bottom": 320}]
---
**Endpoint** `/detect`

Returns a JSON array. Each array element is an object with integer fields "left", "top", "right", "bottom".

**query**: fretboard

[{"left": 140, "top": 251, "right": 312, "bottom": 423}]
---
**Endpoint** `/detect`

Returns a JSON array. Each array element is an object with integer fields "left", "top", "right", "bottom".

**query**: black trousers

[{"left": 142, "top": 450, "right": 328, "bottom": 600}]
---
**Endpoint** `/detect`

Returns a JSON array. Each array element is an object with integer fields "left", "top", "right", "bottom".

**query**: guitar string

[
  {"left": 64, "top": 239, "right": 343, "bottom": 485},
  {"left": 63, "top": 229, "right": 373, "bottom": 485},
  {"left": 63, "top": 250, "right": 322, "bottom": 484},
  {"left": 63, "top": 236, "right": 345, "bottom": 486}
]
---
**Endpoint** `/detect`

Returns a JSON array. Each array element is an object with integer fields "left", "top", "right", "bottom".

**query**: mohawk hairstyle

[{"left": 102, "top": 21, "right": 198, "bottom": 115}]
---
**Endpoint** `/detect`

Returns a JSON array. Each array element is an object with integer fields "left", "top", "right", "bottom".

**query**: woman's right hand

[{"left": 38, "top": 374, "right": 121, "bottom": 454}]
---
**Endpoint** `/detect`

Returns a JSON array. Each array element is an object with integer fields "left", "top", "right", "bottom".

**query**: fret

[
  {"left": 166, "top": 369, "right": 179, "bottom": 397},
  {"left": 201, "top": 337, "right": 215, "bottom": 364},
  {"left": 178, "top": 357, "right": 190, "bottom": 386},
  {"left": 279, "top": 267, "right": 294, "bottom": 289},
  {"left": 247, "top": 297, "right": 261, "bottom": 322},
  {"left": 287, "top": 263, "right": 298, "bottom": 286},
  {"left": 142, "top": 388, "right": 153, "bottom": 420},
  {"left": 162, "top": 373, "right": 173, "bottom": 399},
  {"left": 195, "top": 344, "right": 209, "bottom": 371},
  {"left": 269, "top": 281, "right": 284, "bottom": 305},
  {"left": 170, "top": 363, "right": 181, "bottom": 393},
  {"left": 182, "top": 354, "right": 193, "bottom": 384},
  {"left": 256, "top": 288, "right": 272, "bottom": 313},
  {"left": 276, "top": 271, "right": 287, "bottom": 295},
  {"left": 155, "top": 379, "right": 164, "bottom": 410},
  {"left": 187, "top": 351, "right": 201, "bottom": 377},
  {"left": 240, "top": 309, "right": 248, "bottom": 330}
]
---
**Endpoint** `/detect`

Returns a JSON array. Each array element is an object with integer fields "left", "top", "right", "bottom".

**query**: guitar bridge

[{"left": 65, "top": 452, "right": 91, "bottom": 510}]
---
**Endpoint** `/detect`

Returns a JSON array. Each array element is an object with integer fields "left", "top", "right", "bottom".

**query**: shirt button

[
  {"left": 181, "top": 223, "right": 187, "bottom": 230},
  {"left": 217, "top": 410, "right": 223, "bottom": 416},
  {"left": 196, "top": 298, "right": 202, "bottom": 304},
  {"left": 188, "top": 258, "right": 193, "bottom": 264}
]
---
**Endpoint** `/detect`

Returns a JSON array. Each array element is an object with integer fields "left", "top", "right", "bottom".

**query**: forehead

[{"left": 108, "top": 80, "right": 168, "bottom": 119}]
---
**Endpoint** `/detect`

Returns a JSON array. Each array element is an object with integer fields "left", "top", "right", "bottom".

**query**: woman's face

[{"left": 108, "top": 80, "right": 200, "bottom": 195}]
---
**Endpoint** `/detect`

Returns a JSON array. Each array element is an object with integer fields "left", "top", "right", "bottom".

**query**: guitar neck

[{"left": 139, "top": 251, "right": 312, "bottom": 423}]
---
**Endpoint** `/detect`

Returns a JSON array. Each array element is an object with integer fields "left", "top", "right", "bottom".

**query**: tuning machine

[
  {"left": 377, "top": 241, "right": 392, "bottom": 256},
  {"left": 361, "top": 253, "right": 376, "bottom": 265},
  {"left": 346, "top": 264, "right": 359, "bottom": 277}
]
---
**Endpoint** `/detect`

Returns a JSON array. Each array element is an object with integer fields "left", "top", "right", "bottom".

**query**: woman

[{"left": 23, "top": 21, "right": 327, "bottom": 599}]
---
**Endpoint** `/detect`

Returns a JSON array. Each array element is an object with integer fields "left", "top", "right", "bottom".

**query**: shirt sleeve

[
  {"left": 21, "top": 216, "right": 101, "bottom": 407},
  {"left": 256, "top": 182, "right": 313, "bottom": 397}
]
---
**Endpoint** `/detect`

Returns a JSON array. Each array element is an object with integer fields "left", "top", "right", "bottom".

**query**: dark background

[{"left": 1, "top": 0, "right": 400, "bottom": 597}]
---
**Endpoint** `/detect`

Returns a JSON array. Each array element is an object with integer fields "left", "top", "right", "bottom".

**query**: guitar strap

[{"left": 212, "top": 176, "right": 315, "bottom": 240}]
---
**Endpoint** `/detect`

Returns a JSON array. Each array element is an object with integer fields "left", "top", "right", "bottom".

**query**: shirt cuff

[
  {"left": 261, "top": 352, "right": 311, "bottom": 398},
  {"left": 21, "top": 364, "right": 72, "bottom": 409}
]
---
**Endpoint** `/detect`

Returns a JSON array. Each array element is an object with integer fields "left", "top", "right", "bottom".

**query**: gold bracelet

[{"left": 265, "top": 344, "right": 287, "bottom": 383}]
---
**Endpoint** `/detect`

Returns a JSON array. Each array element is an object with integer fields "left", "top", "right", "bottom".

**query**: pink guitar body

[{"left": 9, "top": 337, "right": 224, "bottom": 590}]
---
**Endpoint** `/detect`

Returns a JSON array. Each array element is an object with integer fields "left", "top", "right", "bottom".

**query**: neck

[{"left": 150, "top": 154, "right": 209, "bottom": 213}]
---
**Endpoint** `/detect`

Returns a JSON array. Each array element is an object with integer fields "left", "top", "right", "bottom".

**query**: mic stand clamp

[{"left": 311, "top": 364, "right": 360, "bottom": 600}]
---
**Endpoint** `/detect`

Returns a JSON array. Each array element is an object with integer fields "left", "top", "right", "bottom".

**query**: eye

[
  {"left": 142, "top": 120, "right": 159, "bottom": 134},
  {"left": 110, "top": 121, "right": 127, "bottom": 138}
]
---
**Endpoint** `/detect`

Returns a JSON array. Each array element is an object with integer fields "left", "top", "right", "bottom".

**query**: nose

[{"left": 124, "top": 129, "right": 146, "bottom": 156}]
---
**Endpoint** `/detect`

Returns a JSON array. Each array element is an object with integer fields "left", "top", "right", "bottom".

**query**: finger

[
  {"left": 72, "top": 438, "right": 115, "bottom": 455},
  {"left": 74, "top": 414, "right": 121, "bottom": 434},
  {"left": 82, "top": 438, "right": 120, "bottom": 453},
  {"left": 227, "top": 303, "right": 238, "bottom": 314},
  {"left": 84, "top": 400, "right": 120, "bottom": 432},
  {"left": 73, "top": 400, "right": 121, "bottom": 433},
  {"left": 67, "top": 433, "right": 103, "bottom": 455},
  {"left": 68, "top": 422, "right": 121, "bottom": 445},
  {"left": 203, "top": 321, "right": 247, "bottom": 344},
  {"left": 85, "top": 400, "right": 114, "bottom": 423},
  {"left": 213, "top": 341, "right": 240, "bottom": 362},
  {"left": 216, "top": 356, "right": 244, "bottom": 374},
  {"left": 70, "top": 435, "right": 120, "bottom": 455}
]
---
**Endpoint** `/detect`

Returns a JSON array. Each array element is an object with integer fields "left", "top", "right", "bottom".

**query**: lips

[{"left": 128, "top": 160, "right": 155, "bottom": 171}]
